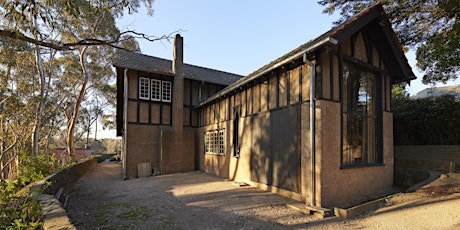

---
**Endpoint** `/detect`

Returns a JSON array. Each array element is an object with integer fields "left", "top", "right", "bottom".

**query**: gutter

[
  {"left": 122, "top": 68, "right": 128, "bottom": 179},
  {"left": 196, "top": 36, "right": 339, "bottom": 108}
]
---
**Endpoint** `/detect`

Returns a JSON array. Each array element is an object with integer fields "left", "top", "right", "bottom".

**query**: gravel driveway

[{"left": 65, "top": 162, "right": 460, "bottom": 229}]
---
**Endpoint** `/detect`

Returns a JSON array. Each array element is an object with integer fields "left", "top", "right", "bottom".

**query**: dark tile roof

[
  {"left": 197, "top": 3, "right": 415, "bottom": 107},
  {"left": 113, "top": 49, "right": 243, "bottom": 86}
]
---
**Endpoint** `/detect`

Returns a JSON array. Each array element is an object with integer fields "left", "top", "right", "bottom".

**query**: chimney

[{"left": 172, "top": 34, "right": 184, "bottom": 131}]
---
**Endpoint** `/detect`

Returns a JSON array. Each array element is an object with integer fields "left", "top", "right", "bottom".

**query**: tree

[
  {"left": 318, "top": 0, "right": 460, "bottom": 84},
  {"left": 0, "top": 0, "right": 170, "bottom": 159}
]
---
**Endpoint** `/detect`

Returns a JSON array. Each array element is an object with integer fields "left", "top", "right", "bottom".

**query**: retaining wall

[{"left": 30, "top": 158, "right": 98, "bottom": 230}]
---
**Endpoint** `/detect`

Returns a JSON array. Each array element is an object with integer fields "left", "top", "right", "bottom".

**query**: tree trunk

[
  {"left": 66, "top": 46, "right": 89, "bottom": 158},
  {"left": 32, "top": 44, "right": 46, "bottom": 156},
  {"left": 31, "top": 16, "right": 48, "bottom": 157},
  {"left": 1, "top": 91, "right": 5, "bottom": 181},
  {"left": 94, "top": 99, "right": 98, "bottom": 141}
]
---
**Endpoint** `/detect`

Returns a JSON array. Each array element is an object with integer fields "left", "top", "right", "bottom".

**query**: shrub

[
  {"left": 393, "top": 94, "right": 460, "bottom": 145},
  {"left": 0, "top": 194, "right": 43, "bottom": 230},
  {"left": 0, "top": 152, "right": 73, "bottom": 230}
]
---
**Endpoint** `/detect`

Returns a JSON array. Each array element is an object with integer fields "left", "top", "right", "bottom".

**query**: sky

[{"left": 99, "top": 0, "right": 460, "bottom": 138}]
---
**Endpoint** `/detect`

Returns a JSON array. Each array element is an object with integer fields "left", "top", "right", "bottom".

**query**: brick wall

[{"left": 41, "top": 158, "right": 98, "bottom": 200}]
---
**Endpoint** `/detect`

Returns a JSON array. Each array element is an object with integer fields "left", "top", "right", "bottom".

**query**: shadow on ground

[{"left": 65, "top": 162, "right": 460, "bottom": 230}]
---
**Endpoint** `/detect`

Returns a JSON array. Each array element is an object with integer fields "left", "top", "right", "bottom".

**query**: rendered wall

[
  {"left": 316, "top": 100, "right": 394, "bottom": 208},
  {"left": 228, "top": 116, "right": 252, "bottom": 182},
  {"left": 300, "top": 102, "right": 312, "bottom": 204},
  {"left": 199, "top": 107, "right": 306, "bottom": 201},
  {"left": 199, "top": 121, "right": 231, "bottom": 179}
]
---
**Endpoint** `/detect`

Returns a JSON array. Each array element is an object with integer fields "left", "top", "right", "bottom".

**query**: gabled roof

[
  {"left": 197, "top": 3, "right": 416, "bottom": 107},
  {"left": 113, "top": 49, "right": 243, "bottom": 86}
]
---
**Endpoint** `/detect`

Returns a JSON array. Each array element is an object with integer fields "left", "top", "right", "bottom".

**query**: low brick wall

[
  {"left": 29, "top": 158, "right": 98, "bottom": 230},
  {"left": 41, "top": 158, "right": 98, "bottom": 201}
]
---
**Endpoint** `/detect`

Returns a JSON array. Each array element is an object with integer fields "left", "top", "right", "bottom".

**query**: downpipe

[
  {"left": 304, "top": 54, "right": 316, "bottom": 207},
  {"left": 123, "top": 68, "right": 128, "bottom": 179}
]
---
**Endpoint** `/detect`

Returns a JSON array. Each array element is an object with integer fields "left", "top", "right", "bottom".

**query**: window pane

[
  {"left": 204, "top": 129, "right": 225, "bottom": 155},
  {"left": 151, "top": 79, "right": 161, "bottom": 101},
  {"left": 162, "top": 81, "right": 172, "bottom": 102},
  {"left": 139, "top": 77, "right": 150, "bottom": 100},
  {"left": 342, "top": 63, "right": 379, "bottom": 166}
]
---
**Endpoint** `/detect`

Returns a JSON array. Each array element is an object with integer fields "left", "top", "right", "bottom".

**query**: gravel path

[{"left": 65, "top": 162, "right": 460, "bottom": 229}]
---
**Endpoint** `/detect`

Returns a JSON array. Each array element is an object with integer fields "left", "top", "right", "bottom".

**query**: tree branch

[
  {"left": 0, "top": 29, "right": 71, "bottom": 51},
  {"left": 0, "top": 29, "right": 176, "bottom": 51}
]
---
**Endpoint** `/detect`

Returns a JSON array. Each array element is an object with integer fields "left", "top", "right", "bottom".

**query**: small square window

[{"left": 139, "top": 77, "right": 150, "bottom": 100}]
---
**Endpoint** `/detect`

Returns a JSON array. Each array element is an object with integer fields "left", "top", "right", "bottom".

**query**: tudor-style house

[
  {"left": 115, "top": 3, "right": 415, "bottom": 208},
  {"left": 113, "top": 35, "right": 242, "bottom": 178}
]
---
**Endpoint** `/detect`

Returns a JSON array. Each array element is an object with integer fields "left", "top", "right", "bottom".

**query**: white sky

[{"left": 99, "top": 0, "right": 460, "bottom": 139}]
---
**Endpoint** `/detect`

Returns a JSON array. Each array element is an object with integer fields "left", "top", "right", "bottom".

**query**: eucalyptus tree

[
  {"left": 0, "top": 37, "right": 41, "bottom": 179},
  {"left": 0, "top": 0, "right": 165, "bottom": 158}
]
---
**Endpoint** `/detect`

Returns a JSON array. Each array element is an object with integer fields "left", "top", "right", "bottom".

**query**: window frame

[
  {"left": 139, "top": 77, "right": 150, "bottom": 100},
  {"left": 150, "top": 79, "right": 161, "bottom": 101},
  {"left": 162, "top": 81, "right": 172, "bottom": 103},
  {"left": 341, "top": 61, "right": 383, "bottom": 168},
  {"left": 138, "top": 77, "right": 172, "bottom": 103},
  {"left": 204, "top": 129, "right": 225, "bottom": 156}
]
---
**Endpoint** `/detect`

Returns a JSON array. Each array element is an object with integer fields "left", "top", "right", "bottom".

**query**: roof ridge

[
  {"left": 184, "top": 62, "right": 243, "bottom": 77},
  {"left": 115, "top": 49, "right": 243, "bottom": 77}
]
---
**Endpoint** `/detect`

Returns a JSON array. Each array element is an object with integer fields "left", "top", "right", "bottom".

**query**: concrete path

[{"left": 65, "top": 162, "right": 460, "bottom": 229}]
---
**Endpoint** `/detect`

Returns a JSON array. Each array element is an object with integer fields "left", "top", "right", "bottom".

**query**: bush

[
  {"left": 0, "top": 193, "right": 43, "bottom": 230},
  {"left": 0, "top": 152, "right": 73, "bottom": 230},
  {"left": 0, "top": 179, "right": 43, "bottom": 229},
  {"left": 393, "top": 94, "right": 460, "bottom": 145}
]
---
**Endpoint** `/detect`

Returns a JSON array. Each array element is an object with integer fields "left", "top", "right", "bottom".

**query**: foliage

[
  {"left": 393, "top": 94, "right": 460, "bottom": 145},
  {"left": 19, "top": 153, "right": 58, "bottom": 185},
  {"left": 416, "top": 22, "right": 460, "bottom": 84},
  {"left": 0, "top": 0, "right": 161, "bottom": 227},
  {"left": 0, "top": 0, "right": 153, "bottom": 172},
  {"left": 392, "top": 82, "right": 408, "bottom": 99},
  {"left": 0, "top": 194, "right": 43, "bottom": 230},
  {"left": 318, "top": 0, "right": 460, "bottom": 84},
  {"left": 0, "top": 153, "right": 69, "bottom": 230}
]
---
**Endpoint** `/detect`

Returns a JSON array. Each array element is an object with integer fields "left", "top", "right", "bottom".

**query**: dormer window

[{"left": 139, "top": 77, "right": 172, "bottom": 102}]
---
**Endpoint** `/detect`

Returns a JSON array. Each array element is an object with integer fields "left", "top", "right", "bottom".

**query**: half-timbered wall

[
  {"left": 199, "top": 29, "right": 398, "bottom": 207},
  {"left": 126, "top": 70, "right": 225, "bottom": 128},
  {"left": 199, "top": 62, "right": 312, "bottom": 127}
]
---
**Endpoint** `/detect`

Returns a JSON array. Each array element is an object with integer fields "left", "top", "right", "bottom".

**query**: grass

[{"left": 93, "top": 202, "right": 157, "bottom": 229}]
